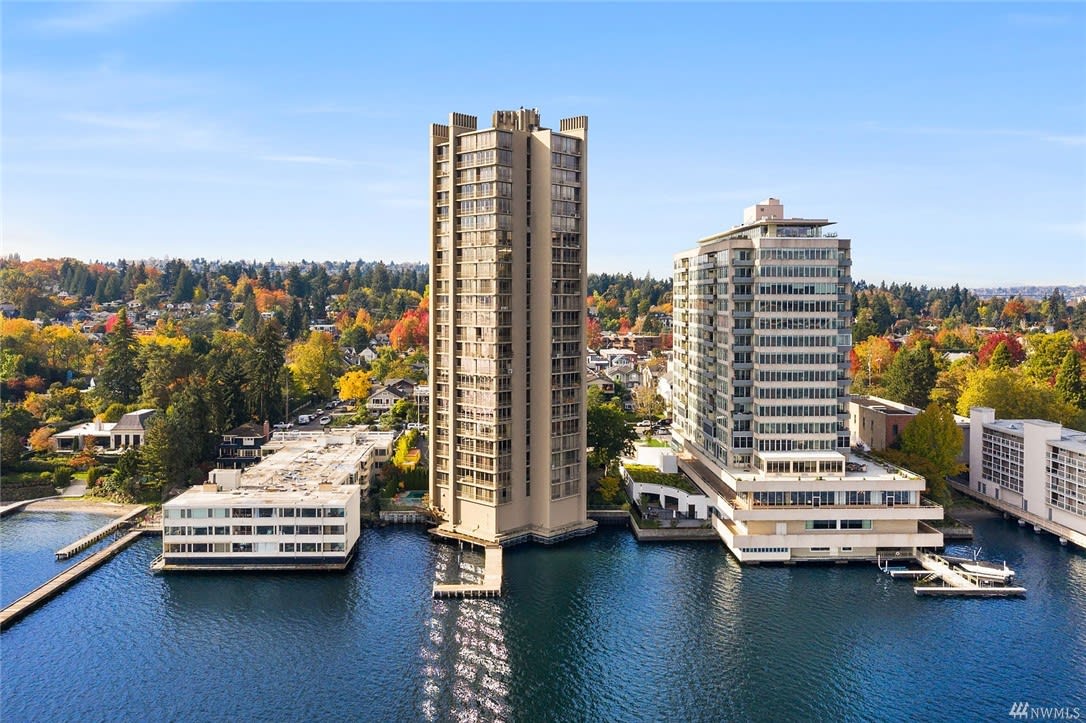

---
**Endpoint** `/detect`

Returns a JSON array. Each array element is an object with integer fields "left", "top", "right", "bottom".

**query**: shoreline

[{"left": 21, "top": 498, "right": 143, "bottom": 516}]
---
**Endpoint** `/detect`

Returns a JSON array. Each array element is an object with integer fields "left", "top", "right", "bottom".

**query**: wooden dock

[
  {"left": 432, "top": 546, "right": 503, "bottom": 599},
  {"left": 55, "top": 506, "right": 149, "bottom": 559},
  {"left": 1, "top": 529, "right": 151, "bottom": 630}
]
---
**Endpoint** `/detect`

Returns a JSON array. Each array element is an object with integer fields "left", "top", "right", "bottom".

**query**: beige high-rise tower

[{"left": 428, "top": 108, "right": 596, "bottom": 546}]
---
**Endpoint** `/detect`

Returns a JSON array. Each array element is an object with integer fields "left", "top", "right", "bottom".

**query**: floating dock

[
  {"left": 1, "top": 528, "right": 153, "bottom": 630},
  {"left": 907, "top": 551, "right": 1025, "bottom": 594},
  {"left": 432, "top": 546, "right": 503, "bottom": 599},
  {"left": 55, "top": 506, "right": 149, "bottom": 559}
]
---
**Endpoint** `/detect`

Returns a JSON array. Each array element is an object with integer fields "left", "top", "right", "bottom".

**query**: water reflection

[{"left": 421, "top": 543, "right": 510, "bottom": 722}]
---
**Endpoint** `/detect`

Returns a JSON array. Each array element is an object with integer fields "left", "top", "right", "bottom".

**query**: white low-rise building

[
  {"left": 966, "top": 407, "right": 1086, "bottom": 545},
  {"left": 155, "top": 427, "right": 394, "bottom": 571}
]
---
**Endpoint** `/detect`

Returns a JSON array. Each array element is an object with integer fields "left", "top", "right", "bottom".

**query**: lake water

[{"left": 1, "top": 512, "right": 1083, "bottom": 722}]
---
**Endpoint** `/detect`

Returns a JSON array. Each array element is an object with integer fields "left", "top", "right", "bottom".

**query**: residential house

[
  {"left": 51, "top": 420, "right": 116, "bottom": 453},
  {"left": 111, "top": 409, "right": 157, "bottom": 450},
  {"left": 217, "top": 421, "right": 272, "bottom": 469}
]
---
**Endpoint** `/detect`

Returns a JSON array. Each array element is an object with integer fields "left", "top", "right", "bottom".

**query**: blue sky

[{"left": 3, "top": 2, "right": 1084, "bottom": 286}]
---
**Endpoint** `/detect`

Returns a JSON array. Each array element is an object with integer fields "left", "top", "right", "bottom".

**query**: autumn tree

[
  {"left": 1021, "top": 331, "right": 1076, "bottom": 384},
  {"left": 977, "top": 333, "right": 1024, "bottom": 368},
  {"left": 899, "top": 404, "right": 963, "bottom": 506},
  {"left": 931, "top": 356, "right": 976, "bottom": 409},
  {"left": 850, "top": 336, "right": 896, "bottom": 393},
  {"left": 957, "top": 367, "right": 1079, "bottom": 426},
  {"left": 40, "top": 324, "right": 90, "bottom": 374},
  {"left": 28, "top": 426, "right": 55, "bottom": 453},
  {"left": 632, "top": 383, "right": 665, "bottom": 419},
  {"left": 389, "top": 296, "right": 428, "bottom": 352},
  {"left": 288, "top": 331, "right": 343, "bottom": 401},
  {"left": 335, "top": 369, "right": 373, "bottom": 402},
  {"left": 1001, "top": 298, "right": 1027, "bottom": 327}
]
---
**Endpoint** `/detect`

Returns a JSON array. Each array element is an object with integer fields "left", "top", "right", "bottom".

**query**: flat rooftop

[
  {"left": 986, "top": 419, "right": 1086, "bottom": 454},
  {"left": 166, "top": 483, "right": 359, "bottom": 508},
  {"left": 205, "top": 427, "right": 396, "bottom": 490},
  {"left": 851, "top": 396, "right": 918, "bottom": 415}
]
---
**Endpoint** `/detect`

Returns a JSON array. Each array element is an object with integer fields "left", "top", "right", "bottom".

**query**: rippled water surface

[
  {"left": 1, "top": 513, "right": 1083, "bottom": 722},
  {"left": 0, "top": 511, "right": 117, "bottom": 606}
]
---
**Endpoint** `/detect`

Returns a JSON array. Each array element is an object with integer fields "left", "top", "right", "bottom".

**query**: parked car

[
  {"left": 319, "top": 416, "right": 332, "bottom": 425},
  {"left": 297, "top": 414, "right": 312, "bottom": 425},
  {"left": 273, "top": 422, "right": 293, "bottom": 430},
  {"left": 636, "top": 420, "right": 653, "bottom": 428}
]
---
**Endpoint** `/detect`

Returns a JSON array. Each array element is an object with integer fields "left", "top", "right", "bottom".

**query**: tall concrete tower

[{"left": 428, "top": 108, "right": 596, "bottom": 546}]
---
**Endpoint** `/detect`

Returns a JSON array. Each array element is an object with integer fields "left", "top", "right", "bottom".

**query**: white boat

[{"left": 957, "top": 560, "right": 1016, "bottom": 582}]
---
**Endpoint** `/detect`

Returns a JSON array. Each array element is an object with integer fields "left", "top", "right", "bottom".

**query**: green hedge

[{"left": 623, "top": 464, "right": 701, "bottom": 495}]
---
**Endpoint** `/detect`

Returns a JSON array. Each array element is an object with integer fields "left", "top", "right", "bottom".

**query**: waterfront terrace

[{"left": 679, "top": 448, "right": 943, "bottom": 562}]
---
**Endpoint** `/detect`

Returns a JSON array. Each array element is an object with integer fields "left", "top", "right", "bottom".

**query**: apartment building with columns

[
  {"left": 671, "top": 199, "right": 943, "bottom": 562},
  {"left": 428, "top": 108, "right": 596, "bottom": 546}
]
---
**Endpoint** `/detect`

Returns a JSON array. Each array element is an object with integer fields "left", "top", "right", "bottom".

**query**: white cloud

[{"left": 33, "top": 2, "right": 176, "bottom": 34}]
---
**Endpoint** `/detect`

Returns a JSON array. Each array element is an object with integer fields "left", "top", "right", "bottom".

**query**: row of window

[
  {"left": 164, "top": 507, "right": 346, "bottom": 519},
  {"left": 755, "top": 387, "right": 839, "bottom": 400},
  {"left": 753, "top": 334, "right": 839, "bottom": 348},
  {"left": 759, "top": 248, "right": 842, "bottom": 260},
  {"left": 164, "top": 542, "right": 346, "bottom": 554},
  {"left": 756, "top": 317, "right": 843, "bottom": 330},
  {"left": 757, "top": 283, "right": 843, "bottom": 295},
  {"left": 757, "top": 300, "right": 846, "bottom": 313},
  {"left": 164, "top": 525, "right": 345, "bottom": 536},
  {"left": 805, "top": 519, "right": 872, "bottom": 530},
  {"left": 755, "top": 404, "right": 838, "bottom": 417},
  {"left": 756, "top": 353, "right": 842, "bottom": 365},
  {"left": 758, "top": 266, "right": 846, "bottom": 278},
  {"left": 757, "top": 369, "right": 840, "bottom": 383},
  {"left": 756, "top": 491, "right": 883, "bottom": 505}
]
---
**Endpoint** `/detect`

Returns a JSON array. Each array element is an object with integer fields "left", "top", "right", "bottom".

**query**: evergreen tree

[
  {"left": 171, "top": 267, "right": 196, "bottom": 303},
  {"left": 1046, "top": 288, "right": 1067, "bottom": 330},
  {"left": 100, "top": 307, "right": 142, "bottom": 404},
  {"left": 1055, "top": 350, "right": 1085, "bottom": 409},
  {"left": 989, "top": 341, "right": 1013, "bottom": 370},
  {"left": 239, "top": 295, "right": 260, "bottom": 336},
  {"left": 246, "top": 321, "right": 286, "bottom": 422},
  {"left": 882, "top": 341, "right": 938, "bottom": 408}
]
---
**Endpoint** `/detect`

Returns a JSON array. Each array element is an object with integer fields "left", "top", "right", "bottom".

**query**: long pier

[
  {"left": 948, "top": 479, "right": 1086, "bottom": 550},
  {"left": 55, "top": 506, "right": 149, "bottom": 559},
  {"left": 1, "top": 528, "right": 152, "bottom": 630},
  {"left": 433, "top": 546, "right": 503, "bottom": 599}
]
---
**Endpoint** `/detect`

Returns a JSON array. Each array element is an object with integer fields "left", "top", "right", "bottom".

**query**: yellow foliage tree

[
  {"left": 335, "top": 369, "right": 373, "bottom": 402},
  {"left": 28, "top": 426, "right": 54, "bottom": 453}
]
